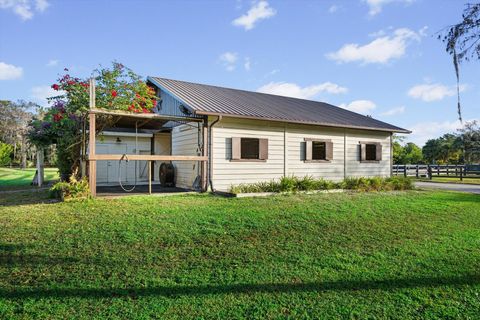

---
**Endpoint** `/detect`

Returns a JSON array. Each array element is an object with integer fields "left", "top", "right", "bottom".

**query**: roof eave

[{"left": 196, "top": 111, "right": 411, "bottom": 134}]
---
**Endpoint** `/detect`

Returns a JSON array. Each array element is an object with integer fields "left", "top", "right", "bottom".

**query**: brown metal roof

[{"left": 148, "top": 77, "right": 410, "bottom": 133}]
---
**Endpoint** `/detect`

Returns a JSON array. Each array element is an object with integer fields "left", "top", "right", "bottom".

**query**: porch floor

[{"left": 96, "top": 184, "right": 192, "bottom": 197}]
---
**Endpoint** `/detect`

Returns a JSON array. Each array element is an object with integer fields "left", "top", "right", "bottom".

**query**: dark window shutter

[
  {"left": 326, "top": 141, "right": 333, "bottom": 160},
  {"left": 305, "top": 140, "right": 312, "bottom": 161},
  {"left": 232, "top": 137, "right": 241, "bottom": 160},
  {"left": 376, "top": 143, "right": 382, "bottom": 161},
  {"left": 360, "top": 143, "right": 366, "bottom": 161},
  {"left": 259, "top": 138, "right": 268, "bottom": 160}
]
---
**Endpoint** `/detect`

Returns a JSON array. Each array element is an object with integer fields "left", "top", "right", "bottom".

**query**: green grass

[
  {"left": 418, "top": 176, "right": 480, "bottom": 185},
  {"left": 1, "top": 190, "right": 480, "bottom": 319},
  {"left": 0, "top": 167, "right": 59, "bottom": 190}
]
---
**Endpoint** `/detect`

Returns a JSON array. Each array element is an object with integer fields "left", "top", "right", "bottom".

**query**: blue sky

[{"left": 0, "top": 0, "right": 478, "bottom": 146}]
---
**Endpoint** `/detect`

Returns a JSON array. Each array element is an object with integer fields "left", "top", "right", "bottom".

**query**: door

[{"left": 96, "top": 143, "right": 128, "bottom": 184}]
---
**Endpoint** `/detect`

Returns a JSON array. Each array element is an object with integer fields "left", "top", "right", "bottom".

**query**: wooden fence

[{"left": 392, "top": 164, "right": 480, "bottom": 181}]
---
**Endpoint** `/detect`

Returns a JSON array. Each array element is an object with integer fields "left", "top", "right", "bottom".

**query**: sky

[{"left": 0, "top": 0, "right": 478, "bottom": 146}]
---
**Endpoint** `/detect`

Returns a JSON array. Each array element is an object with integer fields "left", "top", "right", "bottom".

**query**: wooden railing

[{"left": 392, "top": 164, "right": 480, "bottom": 181}]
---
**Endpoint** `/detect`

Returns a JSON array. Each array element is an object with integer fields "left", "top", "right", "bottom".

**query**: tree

[
  {"left": 439, "top": 3, "right": 480, "bottom": 122},
  {"left": 457, "top": 120, "right": 480, "bottom": 163},
  {"left": 0, "top": 100, "right": 36, "bottom": 168},
  {"left": 27, "top": 62, "right": 157, "bottom": 179},
  {"left": 422, "top": 134, "right": 462, "bottom": 164},
  {"left": 402, "top": 143, "right": 423, "bottom": 164}
]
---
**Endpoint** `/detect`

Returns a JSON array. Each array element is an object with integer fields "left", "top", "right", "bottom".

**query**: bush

[
  {"left": 229, "top": 176, "right": 413, "bottom": 194},
  {"left": 50, "top": 174, "right": 89, "bottom": 200},
  {"left": 0, "top": 142, "right": 13, "bottom": 166}
]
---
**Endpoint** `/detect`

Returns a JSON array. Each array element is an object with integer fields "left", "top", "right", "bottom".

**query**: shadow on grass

[
  {"left": 0, "top": 243, "right": 79, "bottom": 267},
  {"left": 0, "top": 189, "right": 59, "bottom": 207},
  {"left": 2, "top": 274, "right": 479, "bottom": 299}
]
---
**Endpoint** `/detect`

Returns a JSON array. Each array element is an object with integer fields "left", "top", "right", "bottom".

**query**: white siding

[
  {"left": 211, "top": 118, "right": 285, "bottom": 192},
  {"left": 345, "top": 129, "right": 391, "bottom": 178},
  {"left": 210, "top": 117, "right": 392, "bottom": 192},
  {"left": 171, "top": 124, "right": 202, "bottom": 189},
  {"left": 96, "top": 134, "right": 151, "bottom": 185}
]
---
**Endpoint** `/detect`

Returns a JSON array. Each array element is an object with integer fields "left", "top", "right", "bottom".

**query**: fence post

[
  {"left": 404, "top": 165, "right": 407, "bottom": 178},
  {"left": 428, "top": 165, "right": 432, "bottom": 180},
  {"left": 460, "top": 166, "right": 463, "bottom": 181},
  {"left": 416, "top": 165, "right": 419, "bottom": 178}
]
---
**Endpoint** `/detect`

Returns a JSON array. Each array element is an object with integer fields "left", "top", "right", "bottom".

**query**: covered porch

[{"left": 88, "top": 108, "right": 208, "bottom": 197}]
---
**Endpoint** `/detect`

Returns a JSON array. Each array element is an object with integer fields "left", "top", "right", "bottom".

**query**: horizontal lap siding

[
  {"left": 345, "top": 129, "right": 391, "bottom": 177},
  {"left": 209, "top": 117, "right": 392, "bottom": 191},
  {"left": 286, "top": 125, "right": 345, "bottom": 181},
  {"left": 212, "top": 118, "right": 284, "bottom": 191},
  {"left": 171, "top": 124, "right": 201, "bottom": 189}
]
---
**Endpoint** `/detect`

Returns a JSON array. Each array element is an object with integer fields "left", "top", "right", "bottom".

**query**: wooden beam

[
  {"left": 89, "top": 154, "right": 207, "bottom": 161},
  {"left": 89, "top": 108, "right": 203, "bottom": 123},
  {"left": 88, "top": 105, "right": 97, "bottom": 197}
]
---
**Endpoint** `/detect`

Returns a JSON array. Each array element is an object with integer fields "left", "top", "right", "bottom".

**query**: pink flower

[
  {"left": 111, "top": 90, "right": 117, "bottom": 98},
  {"left": 51, "top": 84, "right": 60, "bottom": 91}
]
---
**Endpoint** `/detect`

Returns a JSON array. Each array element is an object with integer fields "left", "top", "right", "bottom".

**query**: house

[{"left": 90, "top": 77, "right": 409, "bottom": 194}]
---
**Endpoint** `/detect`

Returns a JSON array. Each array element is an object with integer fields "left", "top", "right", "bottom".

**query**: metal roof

[{"left": 148, "top": 77, "right": 410, "bottom": 133}]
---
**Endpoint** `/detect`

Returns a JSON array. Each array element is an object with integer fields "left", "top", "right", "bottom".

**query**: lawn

[
  {"left": 0, "top": 167, "right": 59, "bottom": 191},
  {"left": 0, "top": 190, "right": 479, "bottom": 319}
]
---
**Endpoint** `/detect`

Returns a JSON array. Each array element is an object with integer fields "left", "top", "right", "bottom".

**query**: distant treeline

[{"left": 394, "top": 121, "right": 480, "bottom": 165}]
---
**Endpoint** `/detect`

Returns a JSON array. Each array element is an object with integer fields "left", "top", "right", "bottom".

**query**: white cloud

[
  {"left": 31, "top": 85, "right": 64, "bottom": 106},
  {"left": 0, "top": 62, "right": 23, "bottom": 80},
  {"left": 257, "top": 81, "right": 348, "bottom": 99},
  {"left": 232, "top": 0, "right": 276, "bottom": 30},
  {"left": 380, "top": 106, "right": 405, "bottom": 116},
  {"left": 326, "top": 27, "right": 423, "bottom": 64},
  {"left": 328, "top": 5, "right": 339, "bottom": 13},
  {"left": 0, "top": 0, "right": 50, "bottom": 20},
  {"left": 407, "top": 83, "right": 466, "bottom": 102},
  {"left": 219, "top": 52, "right": 238, "bottom": 71},
  {"left": 364, "top": 0, "right": 414, "bottom": 16},
  {"left": 339, "top": 100, "right": 376, "bottom": 114},
  {"left": 244, "top": 57, "right": 251, "bottom": 71},
  {"left": 406, "top": 119, "right": 475, "bottom": 146},
  {"left": 46, "top": 59, "right": 58, "bottom": 67}
]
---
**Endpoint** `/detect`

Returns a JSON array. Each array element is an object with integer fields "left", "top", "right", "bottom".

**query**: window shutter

[
  {"left": 326, "top": 141, "right": 333, "bottom": 160},
  {"left": 232, "top": 137, "right": 241, "bottom": 160},
  {"left": 376, "top": 143, "right": 382, "bottom": 161},
  {"left": 360, "top": 143, "right": 366, "bottom": 161},
  {"left": 259, "top": 138, "right": 269, "bottom": 160},
  {"left": 305, "top": 140, "right": 312, "bottom": 161}
]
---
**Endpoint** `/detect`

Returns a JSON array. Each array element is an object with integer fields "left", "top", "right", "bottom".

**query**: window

[
  {"left": 304, "top": 139, "right": 333, "bottom": 162},
  {"left": 241, "top": 138, "right": 260, "bottom": 159},
  {"left": 231, "top": 137, "right": 268, "bottom": 161},
  {"left": 312, "top": 141, "right": 326, "bottom": 160},
  {"left": 365, "top": 144, "right": 377, "bottom": 161},
  {"left": 360, "top": 142, "right": 382, "bottom": 162}
]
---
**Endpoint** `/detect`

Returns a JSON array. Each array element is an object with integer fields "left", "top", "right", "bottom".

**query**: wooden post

[
  {"left": 88, "top": 78, "right": 97, "bottom": 197},
  {"left": 460, "top": 166, "right": 463, "bottom": 181},
  {"left": 416, "top": 165, "right": 419, "bottom": 178},
  {"left": 428, "top": 165, "right": 432, "bottom": 180},
  {"left": 36, "top": 148, "right": 44, "bottom": 187},
  {"left": 148, "top": 160, "right": 152, "bottom": 194},
  {"left": 89, "top": 112, "right": 96, "bottom": 197},
  {"left": 404, "top": 165, "right": 407, "bottom": 178}
]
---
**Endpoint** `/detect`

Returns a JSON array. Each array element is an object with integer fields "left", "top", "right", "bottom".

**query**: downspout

[{"left": 208, "top": 115, "right": 222, "bottom": 192}]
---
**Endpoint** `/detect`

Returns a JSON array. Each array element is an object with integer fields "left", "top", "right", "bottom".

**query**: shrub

[
  {"left": 0, "top": 142, "right": 13, "bottom": 166},
  {"left": 50, "top": 174, "right": 89, "bottom": 201},
  {"left": 229, "top": 176, "right": 413, "bottom": 194}
]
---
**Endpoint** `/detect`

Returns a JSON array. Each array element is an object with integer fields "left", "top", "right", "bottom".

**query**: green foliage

[
  {"left": 423, "top": 133, "right": 462, "bottom": 164},
  {"left": 230, "top": 176, "right": 412, "bottom": 194},
  {"left": 50, "top": 174, "right": 89, "bottom": 200},
  {"left": 0, "top": 142, "right": 13, "bottom": 166},
  {"left": 1, "top": 191, "right": 479, "bottom": 318}
]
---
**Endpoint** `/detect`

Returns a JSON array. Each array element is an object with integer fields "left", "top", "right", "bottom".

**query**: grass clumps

[{"left": 229, "top": 176, "right": 413, "bottom": 194}]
